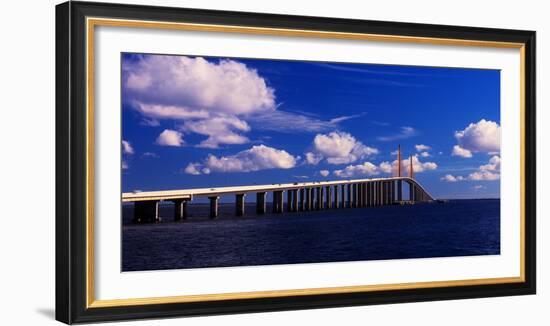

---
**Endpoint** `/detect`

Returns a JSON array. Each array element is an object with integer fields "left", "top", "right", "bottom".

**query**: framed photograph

[{"left": 56, "top": 1, "right": 536, "bottom": 324}]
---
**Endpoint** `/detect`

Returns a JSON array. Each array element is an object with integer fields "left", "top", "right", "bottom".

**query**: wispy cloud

[
  {"left": 248, "top": 110, "right": 334, "bottom": 133},
  {"left": 377, "top": 126, "right": 417, "bottom": 141},
  {"left": 329, "top": 113, "right": 365, "bottom": 124},
  {"left": 370, "top": 121, "right": 390, "bottom": 127},
  {"left": 312, "top": 62, "right": 428, "bottom": 77}
]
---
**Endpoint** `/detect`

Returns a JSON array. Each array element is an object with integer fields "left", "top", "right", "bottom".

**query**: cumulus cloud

[
  {"left": 123, "top": 54, "right": 277, "bottom": 147},
  {"left": 334, "top": 162, "right": 380, "bottom": 178},
  {"left": 319, "top": 170, "right": 330, "bottom": 177},
  {"left": 452, "top": 145, "right": 473, "bottom": 158},
  {"left": 402, "top": 155, "right": 438, "bottom": 173},
  {"left": 377, "top": 126, "right": 417, "bottom": 141},
  {"left": 182, "top": 115, "right": 250, "bottom": 148},
  {"left": 420, "top": 151, "right": 430, "bottom": 157},
  {"left": 479, "top": 155, "right": 501, "bottom": 172},
  {"left": 122, "top": 140, "right": 134, "bottom": 155},
  {"left": 415, "top": 144, "right": 430, "bottom": 152},
  {"left": 441, "top": 174, "right": 464, "bottom": 182},
  {"left": 124, "top": 54, "right": 352, "bottom": 146},
  {"left": 184, "top": 145, "right": 296, "bottom": 175},
  {"left": 156, "top": 129, "right": 184, "bottom": 147},
  {"left": 378, "top": 155, "right": 438, "bottom": 176},
  {"left": 124, "top": 55, "right": 276, "bottom": 116},
  {"left": 378, "top": 161, "right": 393, "bottom": 174},
  {"left": 468, "top": 171, "right": 500, "bottom": 181},
  {"left": 454, "top": 119, "right": 501, "bottom": 154},
  {"left": 306, "top": 131, "right": 378, "bottom": 165},
  {"left": 133, "top": 102, "right": 209, "bottom": 121},
  {"left": 183, "top": 163, "right": 203, "bottom": 175},
  {"left": 305, "top": 152, "right": 323, "bottom": 165},
  {"left": 441, "top": 155, "right": 501, "bottom": 182}
]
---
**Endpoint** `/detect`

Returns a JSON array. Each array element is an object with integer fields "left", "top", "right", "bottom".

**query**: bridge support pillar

[
  {"left": 287, "top": 190, "right": 293, "bottom": 212},
  {"left": 365, "top": 183, "right": 370, "bottom": 206},
  {"left": 291, "top": 190, "right": 298, "bottom": 212},
  {"left": 409, "top": 182, "right": 415, "bottom": 202},
  {"left": 326, "top": 186, "right": 332, "bottom": 209},
  {"left": 341, "top": 184, "right": 346, "bottom": 208},
  {"left": 363, "top": 182, "right": 368, "bottom": 206},
  {"left": 305, "top": 188, "right": 312, "bottom": 210},
  {"left": 236, "top": 194, "right": 246, "bottom": 216},
  {"left": 133, "top": 200, "right": 160, "bottom": 223},
  {"left": 173, "top": 199, "right": 188, "bottom": 221},
  {"left": 390, "top": 181, "right": 394, "bottom": 204},
  {"left": 299, "top": 188, "right": 305, "bottom": 211},
  {"left": 315, "top": 187, "right": 324, "bottom": 210},
  {"left": 397, "top": 180, "right": 403, "bottom": 201},
  {"left": 369, "top": 182, "right": 374, "bottom": 206},
  {"left": 388, "top": 181, "right": 392, "bottom": 205},
  {"left": 209, "top": 196, "right": 219, "bottom": 218},
  {"left": 361, "top": 183, "right": 366, "bottom": 207},
  {"left": 347, "top": 184, "right": 353, "bottom": 207},
  {"left": 376, "top": 181, "right": 384, "bottom": 206},
  {"left": 273, "top": 191, "right": 284, "bottom": 213},
  {"left": 256, "top": 192, "right": 266, "bottom": 214},
  {"left": 353, "top": 183, "right": 359, "bottom": 208},
  {"left": 333, "top": 185, "right": 339, "bottom": 208},
  {"left": 357, "top": 183, "right": 362, "bottom": 207},
  {"left": 383, "top": 181, "right": 388, "bottom": 205}
]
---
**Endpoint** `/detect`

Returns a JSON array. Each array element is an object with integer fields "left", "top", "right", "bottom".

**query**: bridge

[{"left": 123, "top": 146, "right": 435, "bottom": 223}]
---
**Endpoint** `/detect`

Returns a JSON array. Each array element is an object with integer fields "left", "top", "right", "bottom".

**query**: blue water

[{"left": 122, "top": 199, "right": 500, "bottom": 272}]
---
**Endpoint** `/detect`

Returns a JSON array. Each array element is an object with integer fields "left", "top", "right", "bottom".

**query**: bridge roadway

[{"left": 123, "top": 176, "right": 435, "bottom": 223}]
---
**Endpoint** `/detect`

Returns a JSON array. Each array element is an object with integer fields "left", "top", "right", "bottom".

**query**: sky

[{"left": 121, "top": 53, "right": 501, "bottom": 199}]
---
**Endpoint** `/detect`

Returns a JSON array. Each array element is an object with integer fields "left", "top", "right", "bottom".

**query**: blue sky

[{"left": 121, "top": 53, "right": 501, "bottom": 199}]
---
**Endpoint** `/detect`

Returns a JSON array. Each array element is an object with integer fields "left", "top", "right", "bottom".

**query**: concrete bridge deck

[{"left": 123, "top": 176, "right": 435, "bottom": 223}]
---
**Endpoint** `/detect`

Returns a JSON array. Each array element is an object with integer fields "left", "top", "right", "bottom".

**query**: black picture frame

[{"left": 56, "top": 1, "right": 536, "bottom": 324}]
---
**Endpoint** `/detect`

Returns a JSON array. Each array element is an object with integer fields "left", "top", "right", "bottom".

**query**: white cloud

[
  {"left": 479, "top": 155, "right": 501, "bottom": 171},
  {"left": 134, "top": 102, "right": 209, "bottom": 121},
  {"left": 420, "top": 151, "right": 430, "bottom": 157},
  {"left": 402, "top": 155, "right": 438, "bottom": 173},
  {"left": 307, "top": 131, "right": 378, "bottom": 165},
  {"left": 452, "top": 145, "right": 473, "bottom": 158},
  {"left": 415, "top": 144, "right": 430, "bottom": 152},
  {"left": 472, "top": 185, "right": 486, "bottom": 190},
  {"left": 141, "top": 152, "right": 158, "bottom": 158},
  {"left": 122, "top": 161, "right": 128, "bottom": 170},
  {"left": 319, "top": 170, "right": 330, "bottom": 177},
  {"left": 468, "top": 171, "right": 500, "bottom": 181},
  {"left": 183, "top": 163, "right": 203, "bottom": 175},
  {"left": 305, "top": 152, "right": 323, "bottom": 165},
  {"left": 377, "top": 126, "right": 417, "bottom": 141},
  {"left": 122, "top": 140, "right": 134, "bottom": 155},
  {"left": 378, "top": 161, "right": 393, "bottom": 174},
  {"left": 454, "top": 119, "right": 501, "bottom": 154},
  {"left": 124, "top": 55, "right": 276, "bottom": 116},
  {"left": 334, "top": 162, "right": 380, "bottom": 178},
  {"left": 249, "top": 110, "right": 334, "bottom": 133},
  {"left": 468, "top": 155, "right": 500, "bottom": 180},
  {"left": 156, "top": 129, "right": 184, "bottom": 147},
  {"left": 185, "top": 145, "right": 296, "bottom": 174},
  {"left": 379, "top": 155, "right": 438, "bottom": 176},
  {"left": 329, "top": 113, "right": 365, "bottom": 124},
  {"left": 441, "top": 155, "right": 501, "bottom": 182},
  {"left": 182, "top": 115, "right": 250, "bottom": 148},
  {"left": 441, "top": 174, "right": 464, "bottom": 182}
]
